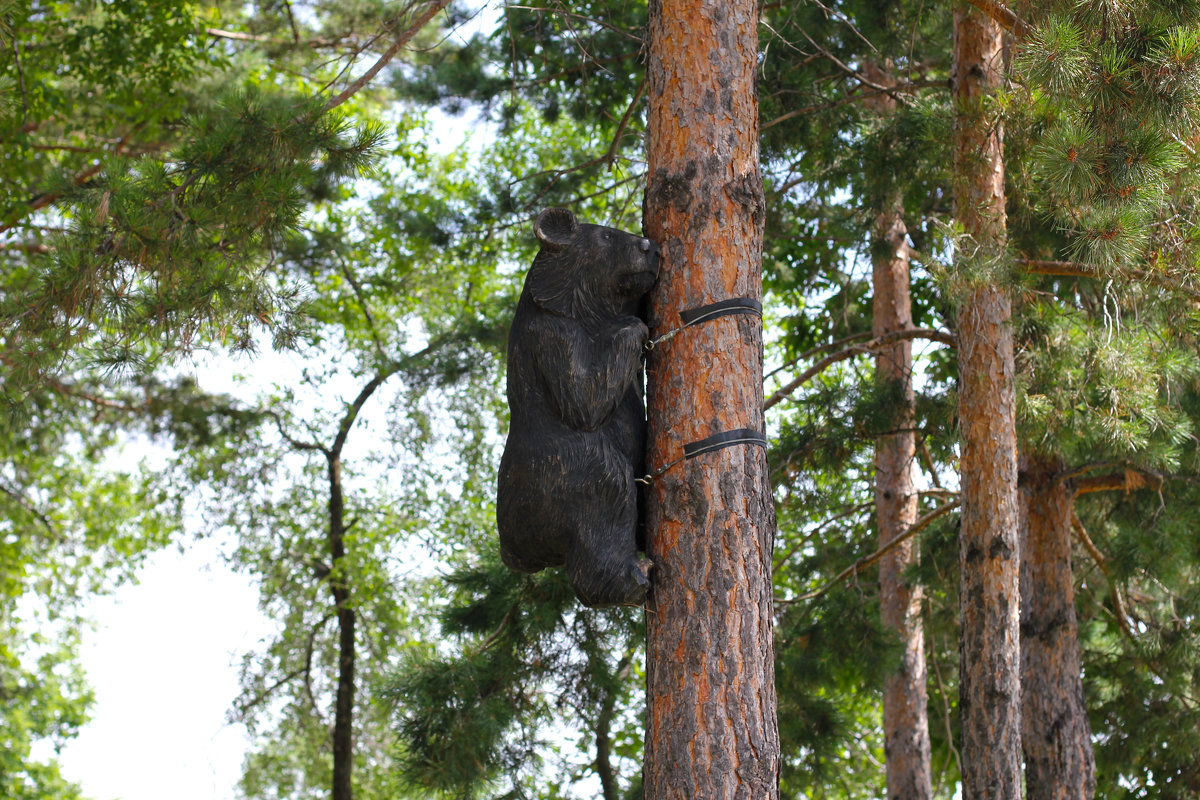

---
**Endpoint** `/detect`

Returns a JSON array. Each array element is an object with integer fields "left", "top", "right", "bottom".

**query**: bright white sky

[{"left": 58, "top": 534, "right": 271, "bottom": 800}]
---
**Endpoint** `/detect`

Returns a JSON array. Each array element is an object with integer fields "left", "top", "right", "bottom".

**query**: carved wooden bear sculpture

[{"left": 497, "top": 207, "right": 660, "bottom": 607}]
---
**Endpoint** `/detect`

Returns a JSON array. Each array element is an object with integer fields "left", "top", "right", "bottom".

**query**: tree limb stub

[{"left": 964, "top": 0, "right": 1032, "bottom": 38}]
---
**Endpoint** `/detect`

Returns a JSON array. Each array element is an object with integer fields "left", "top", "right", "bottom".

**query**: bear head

[{"left": 525, "top": 207, "right": 660, "bottom": 320}]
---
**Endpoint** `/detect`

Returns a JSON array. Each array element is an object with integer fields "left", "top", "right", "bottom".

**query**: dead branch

[
  {"left": 0, "top": 241, "right": 51, "bottom": 254},
  {"left": 1074, "top": 469, "right": 1161, "bottom": 496}
]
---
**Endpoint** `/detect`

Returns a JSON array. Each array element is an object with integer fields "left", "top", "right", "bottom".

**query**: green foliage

[
  {"left": 1017, "top": 0, "right": 1200, "bottom": 268},
  {"left": 1074, "top": 483, "right": 1200, "bottom": 799},
  {"left": 1017, "top": 297, "right": 1200, "bottom": 467},
  {"left": 0, "top": 629, "right": 90, "bottom": 800},
  {"left": 0, "top": 383, "right": 176, "bottom": 800},
  {"left": 390, "top": 560, "right": 646, "bottom": 800}
]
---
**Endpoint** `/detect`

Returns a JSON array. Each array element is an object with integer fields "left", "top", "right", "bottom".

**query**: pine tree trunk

[
  {"left": 1019, "top": 457, "right": 1096, "bottom": 800},
  {"left": 952, "top": 8, "right": 1022, "bottom": 800},
  {"left": 328, "top": 455, "right": 355, "bottom": 800},
  {"left": 873, "top": 204, "right": 934, "bottom": 800},
  {"left": 864, "top": 62, "right": 934, "bottom": 800},
  {"left": 642, "top": 1, "right": 779, "bottom": 797}
]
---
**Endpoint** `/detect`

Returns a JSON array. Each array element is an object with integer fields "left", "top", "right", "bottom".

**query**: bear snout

[{"left": 639, "top": 238, "right": 652, "bottom": 253}]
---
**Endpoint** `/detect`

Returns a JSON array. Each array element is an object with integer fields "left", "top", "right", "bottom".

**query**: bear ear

[{"left": 534, "top": 207, "right": 578, "bottom": 251}]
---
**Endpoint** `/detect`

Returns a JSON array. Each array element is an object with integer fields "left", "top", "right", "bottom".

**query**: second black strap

[{"left": 679, "top": 297, "right": 762, "bottom": 326}]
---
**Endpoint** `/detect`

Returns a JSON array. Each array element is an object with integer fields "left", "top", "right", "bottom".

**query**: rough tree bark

[
  {"left": 952, "top": 8, "right": 1022, "bottom": 800},
  {"left": 642, "top": 0, "right": 780, "bottom": 798},
  {"left": 864, "top": 61, "right": 934, "bottom": 800},
  {"left": 1019, "top": 457, "right": 1096, "bottom": 800}
]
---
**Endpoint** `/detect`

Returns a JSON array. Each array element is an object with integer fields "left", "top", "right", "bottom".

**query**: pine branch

[
  {"left": 0, "top": 124, "right": 144, "bottom": 233},
  {"left": 765, "top": 331, "right": 871, "bottom": 381},
  {"left": 516, "top": 79, "right": 650, "bottom": 205},
  {"left": 205, "top": 27, "right": 358, "bottom": 50},
  {"left": 764, "top": 327, "right": 956, "bottom": 410},
  {"left": 1020, "top": 258, "right": 1097, "bottom": 277},
  {"left": 784, "top": 497, "right": 960, "bottom": 604},
  {"left": 791, "top": 25, "right": 907, "bottom": 104},
  {"left": 0, "top": 354, "right": 143, "bottom": 412},
  {"left": 505, "top": 5, "right": 646, "bottom": 44}
]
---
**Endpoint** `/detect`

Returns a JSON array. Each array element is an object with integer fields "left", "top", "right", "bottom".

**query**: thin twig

[
  {"left": 476, "top": 605, "right": 517, "bottom": 653},
  {"left": 764, "top": 331, "right": 872, "bottom": 381},
  {"left": 337, "top": 257, "right": 387, "bottom": 362},
  {"left": 764, "top": 328, "right": 956, "bottom": 410},
  {"left": 1070, "top": 510, "right": 1135, "bottom": 641},
  {"left": 0, "top": 481, "right": 58, "bottom": 536},
  {"left": 320, "top": 0, "right": 451, "bottom": 115},
  {"left": 918, "top": 437, "right": 943, "bottom": 490},
  {"left": 789, "top": 498, "right": 960, "bottom": 603},
  {"left": 10, "top": 30, "right": 27, "bottom": 122},
  {"left": 762, "top": 80, "right": 945, "bottom": 130},
  {"left": 928, "top": 630, "right": 963, "bottom": 782},
  {"left": 605, "top": 78, "right": 647, "bottom": 168},
  {"left": 772, "top": 501, "right": 873, "bottom": 571}
]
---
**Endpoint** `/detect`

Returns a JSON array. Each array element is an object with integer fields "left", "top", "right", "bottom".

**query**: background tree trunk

[
  {"left": 328, "top": 455, "right": 355, "bottom": 800},
  {"left": 952, "top": 8, "right": 1022, "bottom": 800},
  {"left": 1020, "top": 457, "right": 1096, "bottom": 800},
  {"left": 642, "top": 1, "right": 779, "bottom": 798},
  {"left": 864, "top": 61, "right": 934, "bottom": 800}
]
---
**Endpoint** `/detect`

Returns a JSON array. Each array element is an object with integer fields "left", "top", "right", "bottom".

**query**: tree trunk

[
  {"left": 642, "top": 1, "right": 779, "bottom": 798},
  {"left": 864, "top": 61, "right": 934, "bottom": 800},
  {"left": 1019, "top": 457, "right": 1096, "bottom": 800},
  {"left": 328, "top": 455, "right": 355, "bottom": 800},
  {"left": 952, "top": 8, "right": 1022, "bottom": 800}
]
